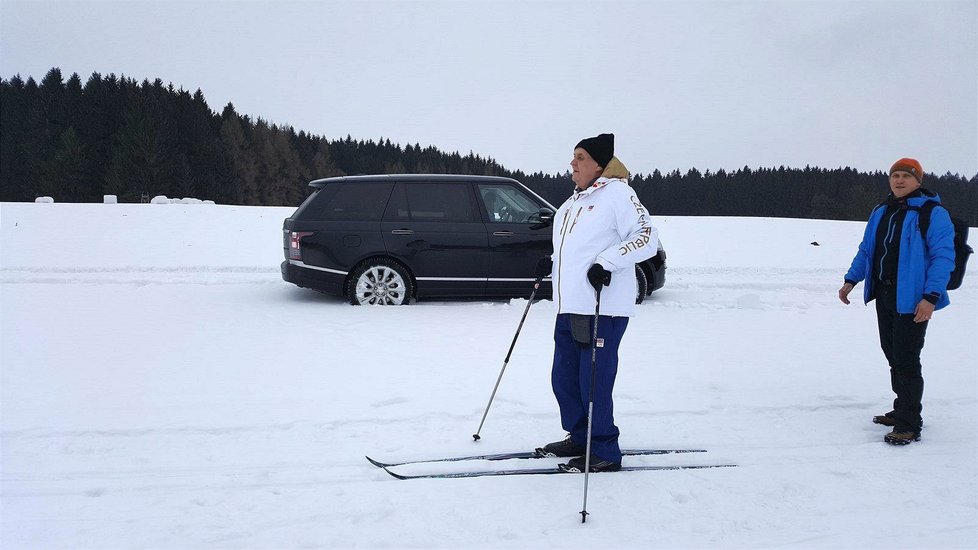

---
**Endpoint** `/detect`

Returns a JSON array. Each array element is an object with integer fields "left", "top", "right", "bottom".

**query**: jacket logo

[
  {"left": 619, "top": 227, "right": 652, "bottom": 255},
  {"left": 618, "top": 196, "right": 653, "bottom": 255}
]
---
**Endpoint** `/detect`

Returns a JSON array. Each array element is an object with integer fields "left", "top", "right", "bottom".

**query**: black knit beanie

[{"left": 575, "top": 133, "right": 614, "bottom": 168}]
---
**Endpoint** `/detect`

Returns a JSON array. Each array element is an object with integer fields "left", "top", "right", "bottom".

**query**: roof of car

[{"left": 308, "top": 174, "right": 522, "bottom": 187}]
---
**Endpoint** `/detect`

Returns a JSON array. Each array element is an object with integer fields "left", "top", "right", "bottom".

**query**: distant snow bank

[
  {"left": 33, "top": 196, "right": 216, "bottom": 205},
  {"left": 150, "top": 196, "right": 216, "bottom": 205},
  {"left": 1, "top": 202, "right": 294, "bottom": 270}
]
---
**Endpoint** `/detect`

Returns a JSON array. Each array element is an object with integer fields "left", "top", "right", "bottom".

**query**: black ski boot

[
  {"left": 559, "top": 454, "right": 622, "bottom": 473},
  {"left": 535, "top": 435, "right": 586, "bottom": 457}
]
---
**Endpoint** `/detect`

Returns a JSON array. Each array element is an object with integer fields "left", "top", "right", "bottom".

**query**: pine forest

[{"left": 2, "top": 69, "right": 975, "bottom": 225}]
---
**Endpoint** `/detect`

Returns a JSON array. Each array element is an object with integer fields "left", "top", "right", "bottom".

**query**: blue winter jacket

[{"left": 844, "top": 190, "right": 956, "bottom": 314}]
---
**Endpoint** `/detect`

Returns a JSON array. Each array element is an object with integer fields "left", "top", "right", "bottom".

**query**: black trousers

[{"left": 874, "top": 281, "right": 928, "bottom": 432}]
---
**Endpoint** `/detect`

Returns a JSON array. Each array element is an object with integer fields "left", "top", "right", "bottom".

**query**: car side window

[
  {"left": 478, "top": 184, "right": 540, "bottom": 223},
  {"left": 399, "top": 183, "right": 475, "bottom": 222},
  {"left": 318, "top": 183, "right": 394, "bottom": 221},
  {"left": 384, "top": 184, "right": 410, "bottom": 220}
]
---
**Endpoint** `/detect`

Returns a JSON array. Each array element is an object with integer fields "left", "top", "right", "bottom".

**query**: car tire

[
  {"left": 635, "top": 264, "right": 649, "bottom": 304},
  {"left": 346, "top": 259, "right": 414, "bottom": 306}
]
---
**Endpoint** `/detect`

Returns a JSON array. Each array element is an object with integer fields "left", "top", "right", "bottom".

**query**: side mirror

[{"left": 529, "top": 208, "right": 555, "bottom": 230}]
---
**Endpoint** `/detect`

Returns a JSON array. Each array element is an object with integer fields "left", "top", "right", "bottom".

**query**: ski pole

[
  {"left": 581, "top": 284, "right": 602, "bottom": 523},
  {"left": 472, "top": 276, "right": 544, "bottom": 442}
]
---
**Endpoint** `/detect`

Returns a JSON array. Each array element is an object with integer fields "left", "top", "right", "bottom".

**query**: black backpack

[{"left": 911, "top": 201, "right": 974, "bottom": 290}]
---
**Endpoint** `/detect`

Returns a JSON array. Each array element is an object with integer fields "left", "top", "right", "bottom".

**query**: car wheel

[
  {"left": 635, "top": 264, "right": 649, "bottom": 304},
  {"left": 347, "top": 259, "right": 414, "bottom": 305}
]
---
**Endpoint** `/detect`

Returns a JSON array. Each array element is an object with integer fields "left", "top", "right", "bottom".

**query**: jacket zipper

[
  {"left": 557, "top": 207, "right": 571, "bottom": 235},
  {"left": 555, "top": 205, "right": 575, "bottom": 309},
  {"left": 568, "top": 207, "right": 583, "bottom": 234},
  {"left": 878, "top": 209, "right": 900, "bottom": 278}
]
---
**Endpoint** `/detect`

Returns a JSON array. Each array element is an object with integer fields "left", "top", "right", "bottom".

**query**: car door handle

[
  {"left": 492, "top": 231, "right": 515, "bottom": 237},
  {"left": 391, "top": 229, "right": 414, "bottom": 235}
]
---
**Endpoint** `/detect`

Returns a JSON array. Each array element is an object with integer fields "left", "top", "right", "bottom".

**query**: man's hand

[
  {"left": 838, "top": 282, "right": 854, "bottom": 305},
  {"left": 913, "top": 299, "right": 936, "bottom": 323},
  {"left": 535, "top": 256, "right": 552, "bottom": 279},
  {"left": 587, "top": 263, "right": 611, "bottom": 291}
]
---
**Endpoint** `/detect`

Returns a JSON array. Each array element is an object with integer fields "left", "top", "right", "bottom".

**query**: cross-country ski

[
  {"left": 382, "top": 463, "right": 737, "bottom": 480},
  {"left": 365, "top": 448, "right": 706, "bottom": 468}
]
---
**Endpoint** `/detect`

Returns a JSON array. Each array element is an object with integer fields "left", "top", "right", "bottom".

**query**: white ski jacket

[{"left": 551, "top": 176, "right": 658, "bottom": 317}]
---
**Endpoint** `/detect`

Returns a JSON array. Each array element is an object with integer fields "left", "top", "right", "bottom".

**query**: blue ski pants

[{"left": 551, "top": 313, "right": 629, "bottom": 463}]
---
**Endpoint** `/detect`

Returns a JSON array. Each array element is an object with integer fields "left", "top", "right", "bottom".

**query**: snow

[{"left": 1, "top": 202, "right": 976, "bottom": 549}]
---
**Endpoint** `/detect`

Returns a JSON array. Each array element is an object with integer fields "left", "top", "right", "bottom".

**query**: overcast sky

[{"left": 2, "top": 0, "right": 976, "bottom": 177}]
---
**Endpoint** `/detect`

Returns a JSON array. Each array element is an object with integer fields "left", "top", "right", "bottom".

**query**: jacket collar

[
  {"left": 887, "top": 188, "right": 940, "bottom": 207},
  {"left": 574, "top": 177, "right": 623, "bottom": 198},
  {"left": 886, "top": 189, "right": 923, "bottom": 205}
]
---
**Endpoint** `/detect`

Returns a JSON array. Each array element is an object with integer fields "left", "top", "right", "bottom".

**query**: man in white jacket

[{"left": 534, "top": 133, "right": 659, "bottom": 472}]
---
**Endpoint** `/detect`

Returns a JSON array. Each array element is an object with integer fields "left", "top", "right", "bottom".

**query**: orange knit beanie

[{"left": 889, "top": 158, "right": 923, "bottom": 183}]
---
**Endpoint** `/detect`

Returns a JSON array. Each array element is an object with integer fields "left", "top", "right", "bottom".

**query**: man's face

[
  {"left": 889, "top": 171, "right": 921, "bottom": 198},
  {"left": 570, "top": 148, "right": 603, "bottom": 190}
]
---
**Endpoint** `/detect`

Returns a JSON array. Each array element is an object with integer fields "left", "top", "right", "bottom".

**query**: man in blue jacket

[{"left": 838, "top": 158, "right": 956, "bottom": 445}]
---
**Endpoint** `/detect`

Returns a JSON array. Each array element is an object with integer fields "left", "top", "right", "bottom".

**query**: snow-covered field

[{"left": 1, "top": 202, "right": 976, "bottom": 549}]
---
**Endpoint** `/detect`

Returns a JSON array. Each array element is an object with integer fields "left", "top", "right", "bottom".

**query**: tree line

[
  {"left": 2, "top": 68, "right": 975, "bottom": 225},
  {"left": 519, "top": 166, "right": 977, "bottom": 225}
]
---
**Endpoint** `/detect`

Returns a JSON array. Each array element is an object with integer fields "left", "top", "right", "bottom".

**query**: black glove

[
  {"left": 587, "top": 263, "right": 611, "bottom": 291},
  {"left": 535, "top": 256, "right": 553, "bottom": 278}
]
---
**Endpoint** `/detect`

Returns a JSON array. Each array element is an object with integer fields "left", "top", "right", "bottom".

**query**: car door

[
  {"left": 381, "top": 181, "right": 489, "bottom": 297},
  {"left": 293, "top": 181, "right": 393, "bottom": 272},
  {"left": 476, "top": 183, "right": 554, "bottom": 296}
]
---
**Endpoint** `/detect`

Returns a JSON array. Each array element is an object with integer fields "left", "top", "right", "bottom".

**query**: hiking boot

[
  {"left": 873, "top": 414, "right": 923, "bottom": 428},
  {"left": 535, "top": 435, "right": 586, "bottom": 458},
  {"left": 873, "top": 415, "right": 896, "bottom": 426},
  {"left": 884, "top": 430, "right": 921, "bottom": 445},
  {"left": 560, "top": 454, "right": 622, "bottom": 473}
]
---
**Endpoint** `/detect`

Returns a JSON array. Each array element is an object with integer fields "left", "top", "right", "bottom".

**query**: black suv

[{"left": 281, "top": 174, "right": 665, "bottom": 305}]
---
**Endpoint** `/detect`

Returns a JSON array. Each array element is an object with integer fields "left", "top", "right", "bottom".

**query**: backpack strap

[{"left": 908, "top": 201, "right": 939, "bottom": 238}]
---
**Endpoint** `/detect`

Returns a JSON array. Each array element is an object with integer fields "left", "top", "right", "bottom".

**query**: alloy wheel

[{"left": 353, "top": 265, "right": 409, "bottom": 305}]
